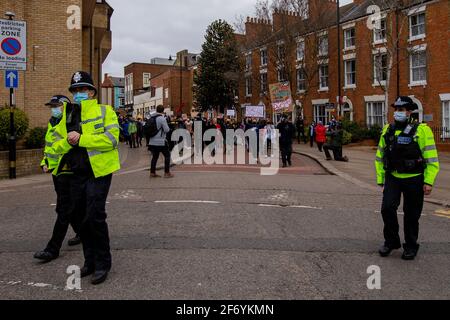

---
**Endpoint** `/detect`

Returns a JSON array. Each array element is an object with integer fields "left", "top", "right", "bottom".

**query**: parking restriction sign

[{"left": 0, "top": 19, "right": 27, "bottom": 71}]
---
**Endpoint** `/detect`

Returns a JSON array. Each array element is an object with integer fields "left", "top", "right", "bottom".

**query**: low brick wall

[
  {"left": 437, "top": 144, "right": 450, "bottom": 152},
  {"left": 0, "top": 149, "right": 44, "bottom": 179}
]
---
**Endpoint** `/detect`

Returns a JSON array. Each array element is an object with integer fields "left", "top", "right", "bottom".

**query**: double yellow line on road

[{"left": 434, "top": 209, "right": 450, "bottom": 219}]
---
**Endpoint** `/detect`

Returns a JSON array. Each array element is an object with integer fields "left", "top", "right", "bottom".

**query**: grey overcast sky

[{"left": 103, "top": 0, "right": 353, "bottom": 78}]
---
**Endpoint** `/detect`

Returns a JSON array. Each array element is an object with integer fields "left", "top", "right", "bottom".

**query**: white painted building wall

[{"left": 133, "top": 87, "right": 163, "bottom": 118}]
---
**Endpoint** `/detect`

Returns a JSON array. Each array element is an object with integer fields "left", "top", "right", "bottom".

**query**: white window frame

[
  {"left": 245, "top": 77, "right": 252, "bottom": 97},
  {"left": 409, "top": 10, "right": 426, "bottom": 42},
  {"left": 373, "top": 17, "right": 387, "bottom": 44},
  {"left": 409, "top": 46, "right": 427, "bottom": 87},
  {"left": 296, "top": 67, "right": 306, "bottom": 93},
  {"left": 260, "top": 48, "right": 268, "bottom": 67},
  {"left": 366, "top": 101, "right": 386, "bottom": 127},
  {"left": 443, "top": 100, "right": 450, "bottom": 131},
  {"left": 344, "top": 27, "right": 356, "bottom": 50},
  {"left": 318, "top": 34, "right": 328, "bottom": 57},
  {"left": 319, "top": 64, "right": 329, "bottom": 91},
  {"left": 277, "top": 66, "right": 287, "bottom": 83},
  {"left": 344, "top": 59, "right": 356, "bottom": 88},
  {"left": 260, "top": 72, "right": 268, "bottom": 95},
  {"left": 313, "top": 104, "right": 329, "bottom": 124},
  {"left": 143, "top": 72, "right": 151, "bottom": 88},
  {"left": 245, "top": 53, "right": 252, "bottom": 71},
  {"left": 373, "top": 52, "right": 388, "bottom": 86},
  {"left": 296, "top": 39, "right": 305, "bottom": 61},
  {"left": 441, "top": 94, "right": 450, "bottom": 135}
]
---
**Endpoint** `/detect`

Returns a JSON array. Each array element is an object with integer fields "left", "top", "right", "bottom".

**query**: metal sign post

[
  {"left": 5, "top": 70, "right": 18, "bottom": 179},
  {"left": 9, "top": 85, "right": 15, "bottom": 179}
]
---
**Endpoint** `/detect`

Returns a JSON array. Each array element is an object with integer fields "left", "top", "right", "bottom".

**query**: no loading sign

[
  {"left": 1, "top": 37, "right": 22, "bottom": 56},
  {"left": 0, "top": 19, "right": 27, "bottom": 70}
]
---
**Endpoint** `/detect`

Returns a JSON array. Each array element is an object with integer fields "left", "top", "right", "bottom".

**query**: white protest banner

[{"left": 245, "top": 106, "right": 265, "bottom": 118}]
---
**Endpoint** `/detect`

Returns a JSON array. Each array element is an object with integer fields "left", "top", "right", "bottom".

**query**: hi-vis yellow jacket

[
  {"left": 375, "top": 123, "right": 440, "bottom": 186},
  {"left": 51, "top": 100, "right": 121, "bottom": 178},
  {"left": 40, "top": 121, "right": 61, "bottom": 170}
]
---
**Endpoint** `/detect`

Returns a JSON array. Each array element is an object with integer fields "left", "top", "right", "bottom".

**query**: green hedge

[
  {"left": 0, "top": 107, "right": 29, "bottom": 149},
  {"left": 342, "top": 120, "right": 382, "bottom": 144},
  {"left": 25, "top": 127, "right": 47, "bottom": 149},
  {"left": 342, "top": 130, "right": 352, "bottom": 145}
]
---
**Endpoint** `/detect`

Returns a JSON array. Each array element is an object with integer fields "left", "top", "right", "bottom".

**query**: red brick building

[
  {"left": 125, "top": 50, "right": 198, "bottom": 117},
  {"left": 236, "top": 0, "right": 450, "bottom": 133}
]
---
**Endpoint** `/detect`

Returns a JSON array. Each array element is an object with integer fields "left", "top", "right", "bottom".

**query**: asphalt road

[{"left": 0, "top": 145, "right": 449, "bottom": 300}]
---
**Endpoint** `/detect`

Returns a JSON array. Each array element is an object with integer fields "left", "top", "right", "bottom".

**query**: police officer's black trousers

[
  {"left": 381, "top": 173, "right": 424, "bottom": 251},
  {"left": 70, "top": 174, "right": 113, "bottom": 271},
  {"left": 45, "top": 174, "right": 80, "bottom": 256}
]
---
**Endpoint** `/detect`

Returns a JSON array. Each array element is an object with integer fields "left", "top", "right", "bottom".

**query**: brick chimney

[
  {"left": 245, "top": 17, "right": 273, "bottom": 44},
  {"left": 273, "top": 9, "right": 303, "bottom": 32}
]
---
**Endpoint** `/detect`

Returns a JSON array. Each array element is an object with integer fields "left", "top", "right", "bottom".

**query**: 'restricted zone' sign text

[{"left": 0, "top": 19, "right": 27, "bottom": 71}]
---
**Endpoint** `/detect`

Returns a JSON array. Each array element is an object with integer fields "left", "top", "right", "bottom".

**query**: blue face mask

[
  {"left": 51, "top": 107, "right": 63, "bottom": 119},
  {"left": 73, "top": 92, "right": 89, "bottom": 104},
  {"left": 394, "top": 111, "right": 408, "bottom": 122}
]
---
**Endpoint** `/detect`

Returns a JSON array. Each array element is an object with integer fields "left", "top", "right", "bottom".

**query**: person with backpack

[{"left": 148, "top": 105, "right": 173, "bottom": 178}]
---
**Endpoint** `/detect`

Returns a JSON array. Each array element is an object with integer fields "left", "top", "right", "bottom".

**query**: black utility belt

[{"left": 385, "top": 158, "right": 425, "bottom": 174}]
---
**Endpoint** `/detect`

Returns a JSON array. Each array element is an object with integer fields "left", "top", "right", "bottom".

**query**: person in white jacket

[{"left": 263, "top": 121, "right": 276, "bottom": 158}]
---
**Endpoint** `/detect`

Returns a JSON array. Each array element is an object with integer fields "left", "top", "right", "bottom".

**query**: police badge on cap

[
  {"left": 391, "top": 96, "right": 418, "bottom": 111},
  {"left": 69, "top": 71, "right": 97, "bottom": 95},
  {"left": 45, "top": 95, "right": 71, "bottom": 107}
]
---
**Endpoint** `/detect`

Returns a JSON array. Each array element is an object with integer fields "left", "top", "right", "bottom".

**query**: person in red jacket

[{"left": 315, "top": 121, "right": 327, "bottom": 152}]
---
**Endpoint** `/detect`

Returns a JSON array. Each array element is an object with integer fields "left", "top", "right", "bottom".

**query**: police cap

[{"left": 69, "top": 71, "right": 97, "bottom": 95}]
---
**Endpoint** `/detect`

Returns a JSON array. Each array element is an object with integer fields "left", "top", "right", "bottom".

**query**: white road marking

[
  {"left": 50, "top": 204, "right": 56, "bottom": 206},
  {"left": 375, "top": 210, "right": 427, "bottom": 217},
  {"left": 259, "top": 204, "right": 322, "bottom": 210},
  {"left": 0, "top": 280, "right": 82, "bottom": 293},
  {"left": 290, "top": 205, "right": 323, "bottom": 210},
  {"left": 258, "top": 204, "right": 282, "bottom": 208},
  {"left": 155, "top": 200, "right": 221, "bottom": 204},
  {"left": 32, "top": 185, "right": 52, "bottom": 189}
]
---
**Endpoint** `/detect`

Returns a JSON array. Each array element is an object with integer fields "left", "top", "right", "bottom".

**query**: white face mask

[
  {"left": 51, "top": 107, "right": 63, "bottom": 119},
  {"left": 394, "top": 111, "right": 408, "bottom": 122}
]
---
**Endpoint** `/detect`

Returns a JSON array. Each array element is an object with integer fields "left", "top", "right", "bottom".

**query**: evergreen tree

[{"left": 194, "top": 20, "right": 240, "bottom": 113}]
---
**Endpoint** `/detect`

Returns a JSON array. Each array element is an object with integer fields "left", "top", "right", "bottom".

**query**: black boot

[
  {"left": 379, "top": 244, "right": 401, "bottom": 257},
  {"left": 81, "top": 266, "right": 95, "bottom": 278},
  {"left": 67, "top": 235, "right": 81, "bottom": 247},
  {"left": 402, "top": 244, "right": 419, "bottom": 261},
  {"left": 91, "top": 270, "right": 109, "bottom": 285},
  {"left": 33, "top": 250, "right": 58, "bottom": 262}
]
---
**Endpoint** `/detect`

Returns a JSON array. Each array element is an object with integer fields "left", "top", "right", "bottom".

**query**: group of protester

[
  {"left": 118, "top": 116, "right": 145, "bottom": 148},
  {"left": 296, "top": 116, "right": 349, "bottom": 162}
]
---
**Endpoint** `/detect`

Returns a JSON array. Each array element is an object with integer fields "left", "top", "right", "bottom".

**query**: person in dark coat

[{"left": 277, "top": 117, "right": 295, "bottom": 167}]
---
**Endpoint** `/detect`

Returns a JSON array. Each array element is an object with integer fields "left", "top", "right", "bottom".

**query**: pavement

[
  {"left": 293, "top": 142, "right": 450, "bottom": 208},
  {"left": 0, "top": 142, "right": 449, "bottom": 300}
]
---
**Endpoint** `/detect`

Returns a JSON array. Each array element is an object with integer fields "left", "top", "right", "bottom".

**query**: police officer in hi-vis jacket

[
  {"left": 34, "top": 95, "right": 81, "bottom": 263},
  {"left": 52, "top": 71, "right": 121, "bottom": 285},
  {"left": 375, "top": 96, "right": 440, "bottom": 260}
]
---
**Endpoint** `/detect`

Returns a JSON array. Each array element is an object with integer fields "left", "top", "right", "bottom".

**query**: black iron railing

[{"left": 431, "top": 127, "right": 450, "bottom": 144}]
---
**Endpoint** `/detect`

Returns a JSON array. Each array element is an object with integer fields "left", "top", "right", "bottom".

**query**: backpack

[
  {"left": 128, "top": 122, "right": 137, "bottom": 135},
  {"left": 144, "top": 115, "right": 162, "bottom": 138}
]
